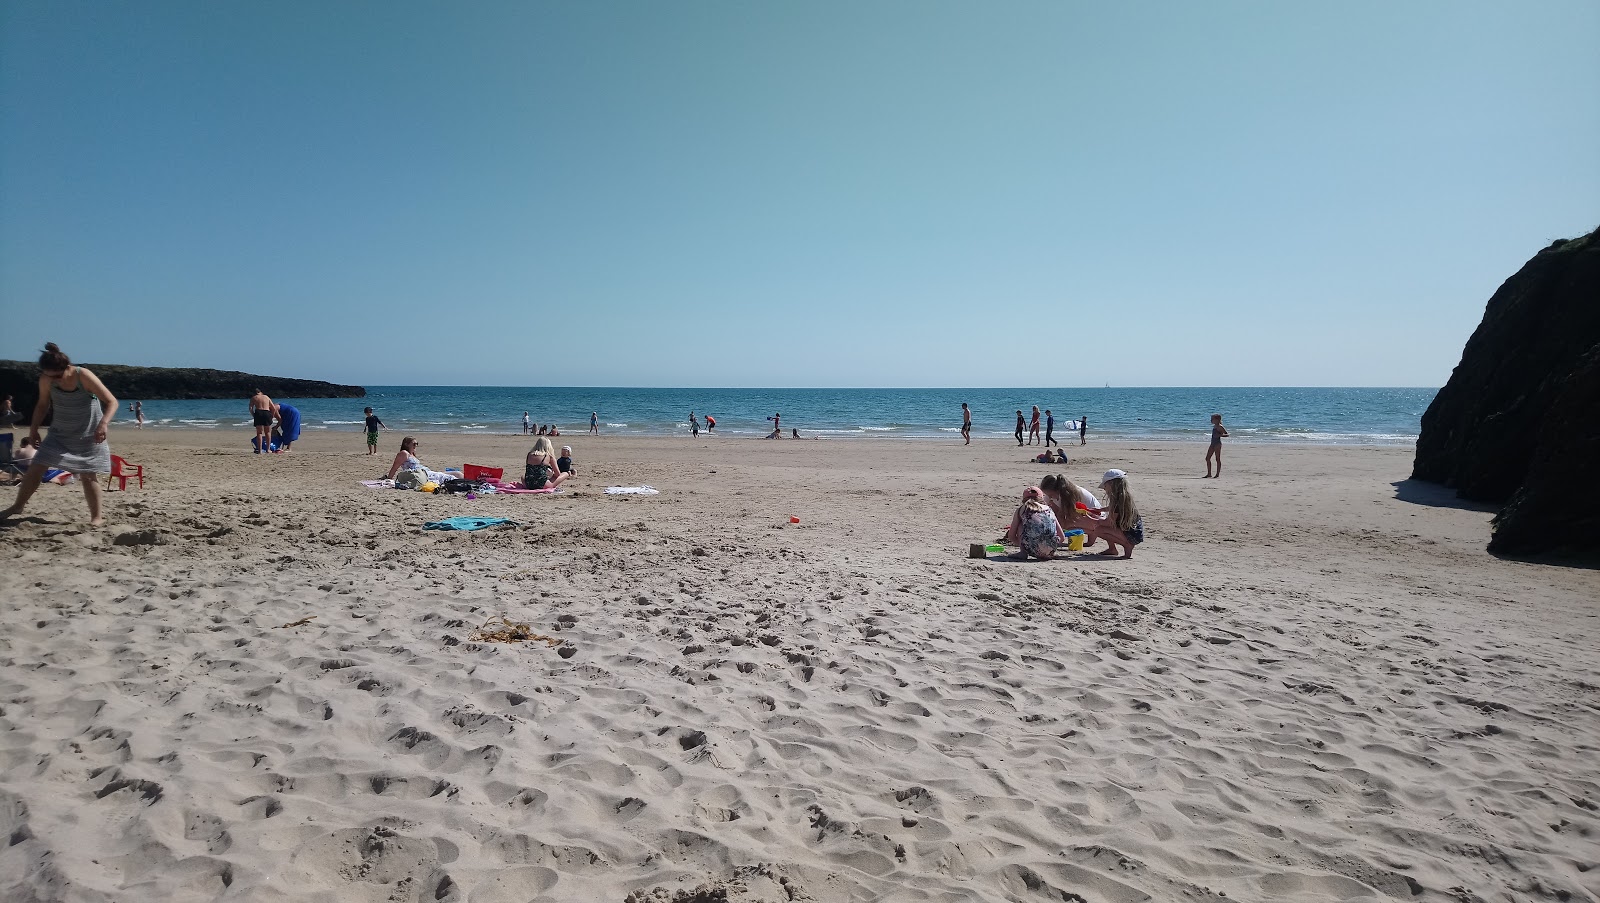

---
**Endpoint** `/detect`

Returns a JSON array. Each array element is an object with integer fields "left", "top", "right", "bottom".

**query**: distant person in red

[
  {"left": 1028, "top": 406, "right": 1041, "bottom": 445},
  {"left": 705, "top": 414, "right": 716, "bottom": 433}
]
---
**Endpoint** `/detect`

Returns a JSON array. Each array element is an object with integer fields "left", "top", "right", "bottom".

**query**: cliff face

[
  {"left": 0, "top": 362, "right": 364, "bottom": 425},
  {"left": 1412, "top": 226, "right": 1600, "bottom": 557}
]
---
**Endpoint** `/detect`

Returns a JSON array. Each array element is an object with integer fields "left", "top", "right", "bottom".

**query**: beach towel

[
  {"left": 497, "top": 486, "right": 558, "bottom": 495},
  {"left": 422, "top": 517, "right": 519, "bottom": 532},
  {"left": 605, "top": 486, "right": 659, "bottom": 495}
]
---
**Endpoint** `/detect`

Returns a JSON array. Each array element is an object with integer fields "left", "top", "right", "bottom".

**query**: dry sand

[{"left": 1, "top": 429, "right": 1597, "bottom": 903}]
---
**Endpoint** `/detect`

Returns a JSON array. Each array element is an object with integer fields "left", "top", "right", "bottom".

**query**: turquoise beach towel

[{"left": 422, "top": 517, "right": 518, "bottom": 532}]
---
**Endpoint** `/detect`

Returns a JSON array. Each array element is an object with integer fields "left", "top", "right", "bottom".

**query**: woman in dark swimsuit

[{"left": 524, "top": 437, "right": 569, "bottom": 490}]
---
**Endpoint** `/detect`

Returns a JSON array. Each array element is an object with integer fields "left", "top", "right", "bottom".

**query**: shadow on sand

[{"left": 1390, "top": 479, "right": 1500, "bottom": 513}]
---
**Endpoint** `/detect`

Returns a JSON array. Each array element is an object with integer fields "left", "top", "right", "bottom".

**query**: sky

[{"left": 1, "top": 2, "right": 1596, "bottom": 388}]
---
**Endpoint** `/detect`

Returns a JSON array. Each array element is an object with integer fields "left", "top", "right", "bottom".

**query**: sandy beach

[{"left": 2, "top": 429, "right": 1596, "bottom": 903}]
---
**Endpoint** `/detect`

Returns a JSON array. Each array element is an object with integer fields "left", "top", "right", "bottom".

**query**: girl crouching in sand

[
  {"left": 1005, "top": 486, "right": 1066, "bottom": 560},
  {"left": 1041, "top": 473, "right": 1104, "bottom": 546},
  {"left": 1095, "top": 469, "right": 1144, "bottom": 559}
]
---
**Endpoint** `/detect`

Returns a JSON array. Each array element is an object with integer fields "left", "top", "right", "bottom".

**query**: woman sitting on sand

[
  {"left": 386, "top": 437, "right": 453, "bottom": 484},
  {"left": 523, "top": 437, "right": 569, "bottom": 490}
]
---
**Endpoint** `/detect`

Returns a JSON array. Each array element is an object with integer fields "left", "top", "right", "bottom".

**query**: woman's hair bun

[{"left": 44, "top": 342, "right": 60, "bottom": 353}]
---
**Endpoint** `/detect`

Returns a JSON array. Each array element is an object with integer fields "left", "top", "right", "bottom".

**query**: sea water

[{"left": 123, "top": 386, "right": 1435, "bottom": 446}]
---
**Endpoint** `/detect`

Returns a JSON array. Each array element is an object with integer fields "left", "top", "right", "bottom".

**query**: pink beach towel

[{"left": 497, "top": 481, "right": 558, "bottom": 495}]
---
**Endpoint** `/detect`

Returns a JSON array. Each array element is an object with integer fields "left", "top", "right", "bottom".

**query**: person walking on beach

[
  {"left": 1, "top": 343, "right": 118, "bottom": 527},
  {"left": 522, "top": 411, "right": 530, "bottom": 434},
  {"left": 133, "top": 401, "right": 143, "bottom": 429},
  {"left": 1204, "top": 413, "right": 1229, "bottom": 478},
  {"left": 961, "top": 403, "right": 972, "bottom": 445},
  {"left": 248, "top": 389, "right": 275, "bottom": 454},
  {"left": 690, "top": 411, "right": 700, "bottom": 437},
  {"left": 590, "top": 412, "right": 598, "bottom": 435},
  {"left": 364, "top": 407, "right": 386, "bottom": 455},
  {"left": 1014, "top": 410, "right": 1025, "bottom": 446},
  {"left": 0, "top": 395, "right": 19, "bottom": 428},
  {"left": 1079, "top": 415, "right": 1088, "bottom": 446},
  {"left": 1028, "top": 406, "right": 1042, "bottom": 445},
  {"left": 1044, "top": 409, "right": 1057, "bottom": 447}
]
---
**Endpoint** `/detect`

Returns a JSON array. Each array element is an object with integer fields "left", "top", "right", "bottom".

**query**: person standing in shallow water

[
  {"left": 590, "top": 412, "right": 598, "bottom": 435},
  {"left": 1079, "top": 415, "right": 1088, "bottom": 446},
  {"left": 2, "top": 343, "right": 118, "bottom": 527},
  {"left": 961, "top": 403, "right": 972, "bottom": 445}
]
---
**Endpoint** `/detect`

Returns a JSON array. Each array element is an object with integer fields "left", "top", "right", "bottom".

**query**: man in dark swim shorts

[{"left": 249, "top": 389, "right": 275, "bottom": 454}]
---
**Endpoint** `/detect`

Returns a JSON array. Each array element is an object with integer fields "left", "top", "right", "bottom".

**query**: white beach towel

[{"left": 605, "top": 486, "right": 659, "bottom": 495}]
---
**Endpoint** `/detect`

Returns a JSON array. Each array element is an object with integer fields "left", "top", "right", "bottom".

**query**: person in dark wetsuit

[
  {"left": 1044, "top": 409, "right": 1057, "bottom": 447},
  {"left": 1079, "top": 415, "right": 1088, "bottom": 446},
  {"left": 1014, "top": 411, "right": 1025, "bottom": 446}
]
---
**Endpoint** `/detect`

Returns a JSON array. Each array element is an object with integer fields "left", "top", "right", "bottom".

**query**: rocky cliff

[
  {"left": 1412, "top": 226, "right": 1600, "bottom": 557},
  {"left": 0, "top": 361, "right": 364, "bottom": 426}
]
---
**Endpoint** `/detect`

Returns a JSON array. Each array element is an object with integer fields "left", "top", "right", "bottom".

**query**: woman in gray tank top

[{"left": 2, "top": 342, "right": 120, "bottom": 526}]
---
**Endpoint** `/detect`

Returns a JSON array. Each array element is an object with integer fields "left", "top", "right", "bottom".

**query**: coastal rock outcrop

[
  {"left": 1412, "top": 226, "right": 1600, "bottom": 557},
  {"left": 0, "top": 361, "right": 364, "bottom": 426}
]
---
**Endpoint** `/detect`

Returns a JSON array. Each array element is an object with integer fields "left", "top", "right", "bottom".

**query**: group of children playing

[{"left": 1004, "top": 469, "right": 1144, "bottom": 560}]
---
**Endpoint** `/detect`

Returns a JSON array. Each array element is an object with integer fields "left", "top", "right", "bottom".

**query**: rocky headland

[
  {"left": 1, "top": 361, "right": 363, "bottom": 426},
  {"left": 1412, "top": 225, "right": 1599, "bottom": 557}
]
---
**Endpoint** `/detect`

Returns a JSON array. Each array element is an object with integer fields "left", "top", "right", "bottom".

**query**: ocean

[{"left": 120, "top": 386, "right": 1436, "bottom": 446}]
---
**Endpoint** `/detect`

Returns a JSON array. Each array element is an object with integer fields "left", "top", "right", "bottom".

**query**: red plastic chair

[
  {"left": 107, "top": 455, "right": 145, "bottom": 490},
  {"left": 461, "top": 463, "right": 503, "bottom": 482}
]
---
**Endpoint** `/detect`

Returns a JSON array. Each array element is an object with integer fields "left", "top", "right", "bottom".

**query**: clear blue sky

[{"left": 2, "top": 2, "right": 1596, "bottom": 388}]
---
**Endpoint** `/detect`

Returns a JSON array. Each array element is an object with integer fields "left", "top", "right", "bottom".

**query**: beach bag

[{"left": 394, "top": 470, "right": 425, "bottom": 490}]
